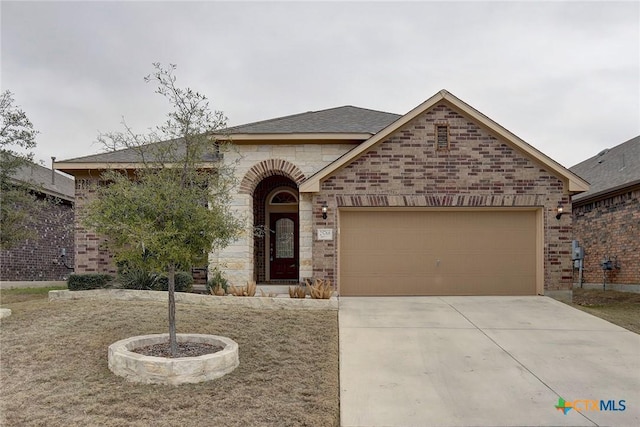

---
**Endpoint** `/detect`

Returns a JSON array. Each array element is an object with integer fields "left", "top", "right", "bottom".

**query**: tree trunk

[{"left": 168, "top": 264, "right": 178, "bottom": 357}]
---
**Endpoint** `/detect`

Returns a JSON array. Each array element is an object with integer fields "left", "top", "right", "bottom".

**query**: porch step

[{"left": 191, "top": 284, "right": 301, "bottom": 296}]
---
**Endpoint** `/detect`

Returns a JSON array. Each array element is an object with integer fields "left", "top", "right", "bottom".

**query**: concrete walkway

[{"left": 339, "top": 296, "right": 640, "bottom": 427}]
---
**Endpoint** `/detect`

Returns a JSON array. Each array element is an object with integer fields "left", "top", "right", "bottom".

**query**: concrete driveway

[{"left": 339, "top": 296, "right": 639, "bottom": 427}]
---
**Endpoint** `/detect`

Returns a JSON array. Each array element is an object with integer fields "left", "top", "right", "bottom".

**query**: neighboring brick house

[
  {"left": 0, "top": 161, "right": 75, "bottom": 282},
  {"left": 55, "top": 90, "right": 588, "bottom": 296},
  {"left": 570, "top": 136, "right": 639, "bottom": 291}
]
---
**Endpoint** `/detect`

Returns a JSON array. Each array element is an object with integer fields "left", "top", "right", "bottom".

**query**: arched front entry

[{"left": 253, "top": 175, "right": 299, "bottom": 282}]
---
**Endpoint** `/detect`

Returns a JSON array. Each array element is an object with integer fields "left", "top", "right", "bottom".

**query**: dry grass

[
  {"left": 569, "top": 288, "right": 640, "bottom": 334},
  {"left": 0, "top": 290, "right": 339, "bottom": 426}
]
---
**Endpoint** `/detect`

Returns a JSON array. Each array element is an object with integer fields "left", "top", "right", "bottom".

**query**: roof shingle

[
  {"left": 570, "top": 135, "right": 640, "bottom": 202},
  {"left": 11, "top": 161, "right": 75, "bottom": 200},
  {"left": 220, "top": 105, "right": 401, "bottom": 134}
]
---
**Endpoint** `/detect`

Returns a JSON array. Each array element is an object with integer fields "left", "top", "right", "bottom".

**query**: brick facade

[
  {"left": 314, "top": 103, "right": 573, "bottom": 292},
  {"left": 73, "top": 177, "right": 117, "bottom": 275},
  {"left": 0, "top": 195, "right": 75, "bottom": 281},
  {"left": 572, "top": 187, "right": 640, "bottom": 287}
]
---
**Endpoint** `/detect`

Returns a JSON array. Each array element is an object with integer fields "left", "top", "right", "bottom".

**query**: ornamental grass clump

[
  {"left": 289, "top": 285, "right": 306, "bottom": 298},
  {"left": 229, "top": 280, "right": 257, "bottom": 297},
  {"left": 306, "top": 279, "right": 333, "bottom": 299},
  {"left": 259, "top": 289, "right": 278, "bottom": 297}
]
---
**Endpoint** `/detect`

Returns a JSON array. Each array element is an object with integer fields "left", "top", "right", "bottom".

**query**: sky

[{"left": 1, "top": 0, "right": 639, "bottom": 170}]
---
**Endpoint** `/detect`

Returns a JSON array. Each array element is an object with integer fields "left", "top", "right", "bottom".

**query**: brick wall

[
  {"left": 572, "top": 187, "right": 640, "bottom": 286},
  {"left": 0, "top": 195, "right": 74, "bottom": 281},
  {"left": 314, "top": 103, "right": 572, "bottom": 291},
  {"left": 74, "top": 177, "right": 117, "bottom": 275},
  {"left": 73, "top": 176, "right": 220, "bottom": 282}
]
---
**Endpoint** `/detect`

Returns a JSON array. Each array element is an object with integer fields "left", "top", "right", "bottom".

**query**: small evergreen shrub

[
  {"left": 67, "top": 274, "right": 114, "bottom": 291},
  {"left": 206, "top": 268, "right": 229, "bottom": 296},
  {"left": 119, "top": 268, "right": 158, "bottom": 290},
  {"left": 155, "top": 272, "right": 194, "bottom": 293}
]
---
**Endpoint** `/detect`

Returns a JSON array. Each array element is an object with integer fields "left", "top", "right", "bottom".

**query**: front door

[{"left": 269, "top": 213, "right": 299, "bottom": 280}]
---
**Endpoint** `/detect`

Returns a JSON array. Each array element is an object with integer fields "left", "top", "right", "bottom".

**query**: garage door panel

[{"left": 339, "top": 210, "right": 537, "bottom": 296}]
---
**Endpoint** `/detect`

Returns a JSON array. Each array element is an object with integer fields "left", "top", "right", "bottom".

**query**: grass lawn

[
  {"left": 0, "top": 289, "right": 339, "bottom": 426},
  {"left": 569, "top": 288, "right": 640, "bottom": 334}
]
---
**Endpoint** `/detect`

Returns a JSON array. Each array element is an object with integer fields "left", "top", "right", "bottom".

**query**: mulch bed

[{"left": 134, "top": 342, "right": 223, "bottom": 358}]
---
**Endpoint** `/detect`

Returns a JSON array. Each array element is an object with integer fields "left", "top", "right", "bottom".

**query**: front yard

[
  {"left": 0, "top": 289, "right": 339, "bottom": 426},
  {"left": 2, "top": 285, "right": 638, "bottom": 426}
]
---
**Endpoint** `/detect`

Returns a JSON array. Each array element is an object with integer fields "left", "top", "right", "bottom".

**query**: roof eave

[
  {"left": 572, "top": 180, "right": 640, "bottom": 205},
  {"left": 54, "top": 161, "right": 218, "bottom": 175},
  {"left": 218, "top": 132, "right": 373, "bottom": 142},
  {"left": 7, "top": 177, "right": 74, "bottom": 202}
]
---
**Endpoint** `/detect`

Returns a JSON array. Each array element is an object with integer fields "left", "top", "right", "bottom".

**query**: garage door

[{"left": 339, "top": 209, "right": 538, "bottom": 296}]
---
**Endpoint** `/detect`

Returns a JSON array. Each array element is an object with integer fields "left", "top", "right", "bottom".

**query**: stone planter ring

[{"left": 108, "top": 333, "right": 239, "bottom": 385}]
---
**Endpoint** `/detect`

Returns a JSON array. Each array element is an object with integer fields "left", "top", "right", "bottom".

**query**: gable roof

[
  {"left": 11, "top": 161, "right": 75, "bottom": 201},
  {"left": 300, "top": 90, "right": 590, "bottom": 194},
  {"left": 570, "top": 135, "right": 640, "bottom": 203},
  {"left": 220, "top": 106, "right": 401, "bottom": 135}
]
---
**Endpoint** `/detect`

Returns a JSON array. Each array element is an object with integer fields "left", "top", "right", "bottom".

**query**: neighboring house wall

[
  {"left": 572, "top": 187, "right": 640, "bottom": 287},
  {"left": 313, "top": 103, "right": 572, "bottom": 291},
  {"left": 0, "top": 195, "right": 74, "bottom": 281}
]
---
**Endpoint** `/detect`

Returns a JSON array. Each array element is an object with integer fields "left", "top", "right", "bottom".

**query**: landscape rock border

[
  {"left": 108, "top": 333, "right": 239, "bottom": 385},
  {"left": 49, "top": 289, "right": 338, "bottom": 310}
]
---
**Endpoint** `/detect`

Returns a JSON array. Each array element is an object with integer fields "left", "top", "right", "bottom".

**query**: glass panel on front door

[{"left": 275, "top": 218, "right": 294, "bottom": 258}]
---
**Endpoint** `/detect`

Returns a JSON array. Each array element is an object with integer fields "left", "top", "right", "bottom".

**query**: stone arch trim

[{"left": 239, "top": 159, "right": 306, "bottom": 194}]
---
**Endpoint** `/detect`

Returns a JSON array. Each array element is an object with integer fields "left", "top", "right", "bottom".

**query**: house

[
  {"left": 0, "top": 160, "right": 75, "bottom": 284},
  {"left": 54, "top": 90, "right": 588, "bottom": 297},
  {"left": 570, "top": 136, "right": 639, "bottom": 292}
]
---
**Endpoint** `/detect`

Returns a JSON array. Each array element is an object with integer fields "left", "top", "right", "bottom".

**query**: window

[
  {"left": 436, "top": 124, "right": 449, "bottom": 151},
  {"left": 270, "top": 190, "right": 298, "bottom": 205},
  {"left": 275, "top": 218, "right": 294, "bottom": 258}
]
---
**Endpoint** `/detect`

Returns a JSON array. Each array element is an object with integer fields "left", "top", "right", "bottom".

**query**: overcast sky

[{"left": 2, "top": 1, "right": 638, "bottom": 169}]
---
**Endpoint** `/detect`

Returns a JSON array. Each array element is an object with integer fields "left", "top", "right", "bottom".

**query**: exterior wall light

[
  {"left": 555, "top": 204, "right": 565, "bottom": 220},
  {"left": 321, "top": 202, "right": 328, "bottom": 219}
]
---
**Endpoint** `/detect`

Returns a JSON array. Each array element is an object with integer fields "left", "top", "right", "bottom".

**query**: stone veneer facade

[
  {"left": 312, "top": 103, "right": 573, "bottom": 292},
  {"left": 572, "top": 187, "right": 640, "bottom": 288},
  {"left": 214, "top": 143, "right": 356, "bottom": 285}
]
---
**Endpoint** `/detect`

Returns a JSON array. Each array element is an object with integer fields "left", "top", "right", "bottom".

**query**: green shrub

[
  {"left": 206, "top": 268, "right": 228, "bottom": 295},
  {"left": 119, "top": 268, "right": 158, "bottom": 290},
  {"left": 67, "top": 274, "right": 114, "bottom": 291},
  {"left": 155, "top": 272, "right": 194, "bottom": 293}
]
